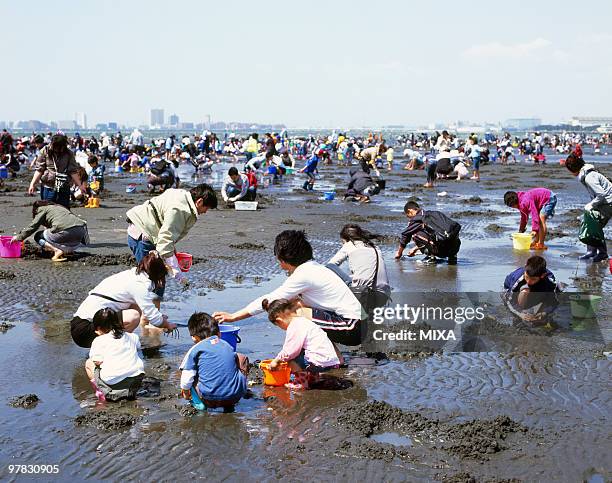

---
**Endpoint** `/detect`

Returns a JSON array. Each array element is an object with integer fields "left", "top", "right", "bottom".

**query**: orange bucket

[
  {"left": 175, "top": 252, "right": 193, "bottom": 272},
  {"left": 259, "top": 359, "right": 291, "bottom": 386}
]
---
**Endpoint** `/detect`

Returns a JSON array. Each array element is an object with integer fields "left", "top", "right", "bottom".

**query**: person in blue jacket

[
  {"left": 503, "top": 255, "right": 560, "bottom": 322},
  {"left": 299, "top": 149, "right": 321, "bottom": 191}
]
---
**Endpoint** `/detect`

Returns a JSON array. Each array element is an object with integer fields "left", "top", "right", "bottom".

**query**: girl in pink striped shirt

[{"left": 263, "top": 299, "right": 340, "bottom": 389}]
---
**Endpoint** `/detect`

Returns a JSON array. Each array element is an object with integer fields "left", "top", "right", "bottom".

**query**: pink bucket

[{"left": 0, "top": 236, "right": 22, "bottom": 258}]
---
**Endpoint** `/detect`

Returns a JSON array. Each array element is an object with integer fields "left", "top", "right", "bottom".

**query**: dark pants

[{"left": 41, "top": 186, "right": 70, "bottom": 208}]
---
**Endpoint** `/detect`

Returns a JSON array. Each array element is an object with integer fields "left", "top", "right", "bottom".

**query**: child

[
  {"left": 88, "top": 155, "right": 105, "bottom": 194},
  {"left": 504, "top": 188, "right": 557, "bottom": 250},
  {"left": 386, "top": 147, "right": 394, "bottom": 171},
  {"left": 299, "top": 149, "right": 321, "bottom": 191},
  {"left": 453, "top": 160, "right": 469, "bottom": 181},
  {"left": 395, "top": 200, "right": 461, "bottom": 265},
  {"left": 179, "top": 313, "right": 248, "bottom": 411},
  {"left": 503, "top": 255, "right": 560, "bottom": 322},
  {"left": 565, "top": 153, "right": 612, "bottom": 262},
  {"left": 86, "top": 308, "right": 145, "bottom": 401},
  {"left": 263, "top": 298, "right": 340, "bottom": 390}
]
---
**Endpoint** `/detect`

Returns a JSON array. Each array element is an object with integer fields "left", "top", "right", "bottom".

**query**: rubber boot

[
  {"left": 592, "top": 245, "right": 609, "bottom": 263},
  {"left": 579, "top": 246, "right": 598, "bottom": 260},
  {"left": 302, "top": 180, "right": 310, "bottom": 190}
]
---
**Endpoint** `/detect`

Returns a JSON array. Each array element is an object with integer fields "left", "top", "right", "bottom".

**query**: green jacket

[
  {"left": 17, "top": 205, "right": 87, "bottom": 241},
  {"left": 126, "top": 188, "right": 198, "bottom": 258}
]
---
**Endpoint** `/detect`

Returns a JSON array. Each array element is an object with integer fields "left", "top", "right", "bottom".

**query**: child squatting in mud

[{"left": 263, "top": 298, "right": 340, "bottom": 390}]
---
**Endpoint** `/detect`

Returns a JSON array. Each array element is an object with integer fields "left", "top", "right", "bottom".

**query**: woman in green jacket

[{"left": 12, "top": 201, "right": 89, "bottom": 261}]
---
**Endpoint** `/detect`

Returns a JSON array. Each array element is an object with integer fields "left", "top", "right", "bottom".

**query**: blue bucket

[
  {"left": 115, "top": 166, "right": 123, "bottom": 173},
  {"left": 0, "top": 166, "right": 7, "bottom": 179},
  {"left": 267, "top": 166, "right": 277, "bottom": 175},
  {"left": 219, "top": 325, "right": 241, "bottom": 351},
  {"left": 323, "top": 191, "right": 335, "bottom": 200}
]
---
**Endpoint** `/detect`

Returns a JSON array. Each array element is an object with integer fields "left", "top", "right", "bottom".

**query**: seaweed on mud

[
  {"left": 451, "top": 210, "right": 501, "bottom": 218},
  {"left": 485, "top": 224, "right": 505, "bottom": 233},
  {"left": 0, "top": 269, "right": 16, "bottom": 280},
  {"left": 176, "top": 404, "right": 199, "bottom": 417},
  {"left": 229, "top": 242, "right": 266, "bottom": 251},
  {"left": 465, "top": 196, "right": 483, "bottom": 204},
  {"left": 345, "top": 214, "right": 369, "bottom": 223},
  {"left": 74, "top": 411, "right": 139, "bottom": 430},
  {"left": 205, "top": 279, "right": 225, "bottom": 290},
  {"left": 9, "top": 394, "right": 40, "bottom": 408}
]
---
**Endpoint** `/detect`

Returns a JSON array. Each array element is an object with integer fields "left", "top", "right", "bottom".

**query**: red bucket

[{"left": 176, "top": 252, "right": 193, "bottom": 272}]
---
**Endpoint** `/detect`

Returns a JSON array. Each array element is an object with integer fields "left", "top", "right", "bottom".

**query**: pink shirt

[
  {"left": 517, "top": 188, "right": 551, "bottom": 232},
  {"left": 276, "top": 316, "right": 340, "bottom": 368}
]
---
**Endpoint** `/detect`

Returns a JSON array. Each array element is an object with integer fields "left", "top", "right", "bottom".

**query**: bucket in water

[
  {"left": 126, "top": 184, "right": 137, "bottom": 193},
  {"left": 323, "top": 191, "right": 335, "bottom": 201},
  {"left": 511, "top": 233, "right": 532, "bottom": 250},
  {"left": 0, "top": 166, "right": 8, "bottom": 179},
  {"left": 259, "top": 359, "right": 291, "bottom": 386},
  {"left": 0, "top": 236, "right": 22, "bottom": 258},
  {"left": 569, "top": 294, "right": 602, "bottom": 319},
  {"left": 219, "top": 325, "right": 241, "bottom": 351},
  {"left": 285, "top": 167, "right": 295, "bottom": 175},
  {"left": 175, "top": 252, "right": 193, "bottom": 272}
]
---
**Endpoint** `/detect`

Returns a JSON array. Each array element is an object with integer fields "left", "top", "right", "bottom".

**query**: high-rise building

[
  {"left": 150, "top": 108, "right": 164, "bottom": 127},
  {"left": 75, "top": 112, "right": 87, "bottom": 129},
  {"left": 108, "top": 122, "right": 118, "bottom": 130},
  {"left": 168, "top": 114, "right": 179, "bottom": 126}
]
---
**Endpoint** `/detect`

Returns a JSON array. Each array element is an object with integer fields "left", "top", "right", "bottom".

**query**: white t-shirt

[{"left": 89, "top": 332, "right": 144, "bottom": 385}]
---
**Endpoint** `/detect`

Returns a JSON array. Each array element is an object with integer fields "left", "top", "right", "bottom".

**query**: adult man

[
  {"left": 126, "top": 184, "right": 217, "bottom": 291},
  {"left": 221, "top": 167, "right": 255, "bottom": 202}
]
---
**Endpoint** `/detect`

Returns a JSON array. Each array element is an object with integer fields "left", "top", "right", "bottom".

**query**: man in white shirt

[
  {"left": 221, "top": 167, "right": 253, "bottom": 202},
  {"left": 213, "top": 230, "right": 364, "bottom": 348}
]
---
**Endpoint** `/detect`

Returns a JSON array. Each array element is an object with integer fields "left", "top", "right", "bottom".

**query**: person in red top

[
  {"left": 244, "top": 167, "right": 258, "bottom": 199},
  {"left": 504, "top": 188, "right": 557, "bottom": 250}
]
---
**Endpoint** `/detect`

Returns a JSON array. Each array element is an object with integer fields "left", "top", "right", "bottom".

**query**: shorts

[
  {"left": 311, "top": 307, "right": 363, "bottom": 346},
  {"left": 541, "top": 193, "right": 557, "bottom": 219},
  {"left": 71, "top": 316, "right": 96, "bottom": 348},
  {"left": 294, "top": 352, "right": 339, "bottom": 373}
]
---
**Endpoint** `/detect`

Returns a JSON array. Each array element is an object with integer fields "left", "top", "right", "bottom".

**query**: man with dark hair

[
  {"left": 565, "top": 152, "right": 612, "bottom": 262},
  {"left": 503, "top": 255, "right": 560, "bottom": 321},
  {"left": 395, "top": 200, "right": 461, "bottom": 264},
  {"left": 221, "top": 167, "right": 254, "bottom": 202},
  {"left": 213, "top": 230, "right": 364, "bottom": 348},
  {"left": 126, "top": 183, "right": 217, "bottom": 290}
]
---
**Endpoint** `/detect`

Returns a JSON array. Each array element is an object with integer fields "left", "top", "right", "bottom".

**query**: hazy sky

[{"left": 3, "top": 0, "right": 612, "bottom": 127}]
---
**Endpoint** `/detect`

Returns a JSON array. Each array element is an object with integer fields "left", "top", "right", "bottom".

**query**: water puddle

[{"left": 370, "top": 432, "right": 413, "bottom": 447}]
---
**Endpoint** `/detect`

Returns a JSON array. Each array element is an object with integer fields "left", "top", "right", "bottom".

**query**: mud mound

[
  {"left": 466, "top": 196, "right": 483, "bottom": 204},
  {"left": 442, "top": 416, "right": 527, "bottom": 460},
  {"left": 440, "top": 472, "right": 477, "bottom": 483},
  {"left": 0, "top": 269, "right": 16, "bottom": 280},
  {"left": 451, "top": 210, "right": 500, "bottom": 218},
  {"left": 9, "top": 394, "right": 40, "bottom": 408},
  {"left": 485, "top": 224, "right": 505, "bottom": 233},
  {"left": 547, "top": 228, "right": 569, "bottom": 239},
  {"left": 345, "top": 214, "right": 369, "bottom": 223},
  {"left": 337, "top": 439, "right": 410, "bottom": 462},
  {"left": 76, "top": 253, "right": 136, "bottom": 266},
  {"left": 229, "top": 242, "right": 266, "bottom": 251},
  {"left": 176, "top": 404, "right": 199, "bottom": 417},
  {"left": 21, "top": 241, "right": 48, "bottom": 260},
  {"left": 74, "top": 411, "right": 138, "bottom": 430}
]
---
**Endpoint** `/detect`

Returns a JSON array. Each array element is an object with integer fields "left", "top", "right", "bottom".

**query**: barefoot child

[
  {"left": 179, "top": 313, "right": 248, "bottom": 411},
  {"left": 263, "top": 298, "right": 340, "bottom": 390},
  {"left": 504, "top": 188, "right": 557, "bottom": 250},
  {"left": 86, "top": 308, "right": 145, "bottom": 401}
]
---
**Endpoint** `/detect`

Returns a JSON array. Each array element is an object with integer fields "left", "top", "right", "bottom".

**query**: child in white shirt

[
  {"left": 86, "top": 308, "right": 145, "bottom": 401},
  {"left": 264, "top": 298, "right": 340, "bottom": 390}
]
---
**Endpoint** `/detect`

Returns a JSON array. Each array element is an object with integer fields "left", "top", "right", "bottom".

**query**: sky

[{"left": 2, "top": 0, "right": 612, "bottom": 128}]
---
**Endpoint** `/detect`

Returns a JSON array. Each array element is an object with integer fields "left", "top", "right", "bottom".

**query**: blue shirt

[
  {"left": 179, "top": 336, "right": 247, "bottom": 401},
  {"left": 303, "top": 154, "right": 320, "bottom": 173}
]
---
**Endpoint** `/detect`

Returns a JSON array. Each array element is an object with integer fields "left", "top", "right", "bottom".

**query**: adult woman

[
  {"left": 71, "top": 251, "right": 177, "bottom": 348},
  {"left": 327, "top": 224, "right": 391, "bottom": 306},
  {"left": 28, "top": 133, "right": 87, "bottom": 208},
  {"left": 12, "top": 201, "right": 88, "bottom": 261}
]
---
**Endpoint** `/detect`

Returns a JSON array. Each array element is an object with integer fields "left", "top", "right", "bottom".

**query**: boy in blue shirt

[
  {"left": 299, "top": 150, "right": 321, "bottom": 191},
  {"left": 179, "top": 313, "right": 248, "bottom": 411},
  {"left": 87, "top": 155, "right": 105, "bottom": 194}
]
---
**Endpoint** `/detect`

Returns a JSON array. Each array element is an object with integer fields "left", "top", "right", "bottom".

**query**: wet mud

[
  {"left": 0, "top": 269, "right": 16, "bottom": 280},
  {"left": 9, "top": 394, "right": 40, "bottom": 408},
  {"left": 74, "top": 411, "right": 139, "bottom": 430}
]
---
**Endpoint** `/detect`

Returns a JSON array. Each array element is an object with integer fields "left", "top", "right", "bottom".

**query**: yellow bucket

[{"left": 512, "top": 233, "right": 532, "bottom": 250}]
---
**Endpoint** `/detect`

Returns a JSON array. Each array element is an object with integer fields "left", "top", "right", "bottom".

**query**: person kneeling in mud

[
  {"left": 395, "top": 200, "right": 461, "bottom": 265},
  {"left": 86, "top": 308, "right": 145, "bottom": 402},
  {"left": 263, "top": 299, "right": 340, "bottom": 390},
  {"left": 503, "top": 255, "right": 560, "bottom": 323},
  {"left": 221, "top": 166, "right": 255, "bottom": 203},
  {"left": 12, "top": 201, "right": 89, "bottom": 262},
  {"left": 344, "top": 167, "right": 380, "bottom": 203},
  {"left": 147, "top": 158, "right": 178, "bottom": 194},
  {"left": 179, "top": 313, "right": 248, "bottom": 412}
]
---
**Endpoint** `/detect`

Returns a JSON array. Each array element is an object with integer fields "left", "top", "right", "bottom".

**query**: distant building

[
  {"left": 57, "top": 120, "right": 78, "bottom": 130},
  {"left": 168, "top": 114, "right": 179, "bottom": 126},
  {"left": 178, "top": 122, "right": 194, "bottom": 130},
  {"left": 0, "top": 121, "right": 6, "bottom": 129},
  {"left": 75, "top": 112, "right": 87, "bottom": 129},
  {"left": 16, "top": 120, "right": 49, "bottom": 131},
  {"left": 150, "top": 108, "right": 164, "bottom": 127},
  {"left": 504, "top": 118, "right": 542, "bottom": 130},
  {"left": 95, "top": 123, "right": 108, "bottom": 131},
  {"left": 569, "top": 116, "right": 612, "bottom": 127},
  {"left": 108, "top": 122, "right": 118, "bottom": 130}
]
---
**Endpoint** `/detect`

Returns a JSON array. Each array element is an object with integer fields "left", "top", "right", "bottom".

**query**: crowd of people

[{"left": 1, "top": 127, "right": 610, "bottom": 410}]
